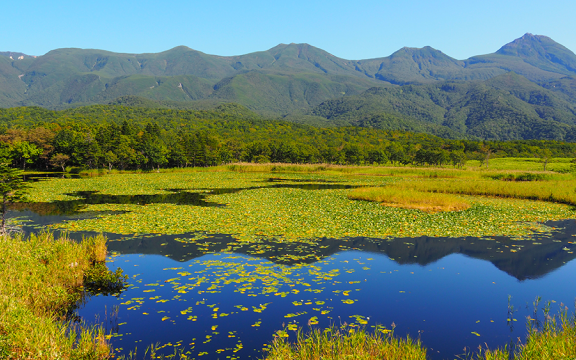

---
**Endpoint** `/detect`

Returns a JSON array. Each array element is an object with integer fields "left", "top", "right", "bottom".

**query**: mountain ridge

[{"left": 2, "top": 34, "right": 576, "bottom": 141}]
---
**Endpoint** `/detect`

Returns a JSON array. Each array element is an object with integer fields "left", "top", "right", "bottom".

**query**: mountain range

[{"left": 2, "top": 33, "right": 576, "bottom": 140}]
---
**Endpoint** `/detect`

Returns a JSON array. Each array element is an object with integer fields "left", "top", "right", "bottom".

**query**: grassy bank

[
  {"left": 477, "top": 307, "right": 576, "bottom": 360},
  {"left": 263, "top": 309, "right": 576, "bottom": 360},
  {"left": 264, "top": 325, "right": 426, "bottom": 360},
  {"left": 348, "top": 176, "right": 576, "bottom": 212},
  {"left": 0, "top": 232, "right": 125, "bottom": 359},
  {"left": 225, "top": 159, "right": 574, "bottom": 174},
  {"left": 71, "top": 156, "right": 573, "bottom": 177}
]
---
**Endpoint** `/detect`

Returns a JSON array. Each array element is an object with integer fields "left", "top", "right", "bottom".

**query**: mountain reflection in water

[
  {"left": 104, "top": 221, "right": 576, "bottom": 281},
  {"left": 14, "top": 214, "right": 575, "bottom": 281},
  {"left": 7, "top": 191, "right": 576, "bottom": 360}
]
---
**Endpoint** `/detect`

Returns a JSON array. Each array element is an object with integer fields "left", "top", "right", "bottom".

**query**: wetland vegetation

[
  {"left": 264, "top": 325, "right": 427, "bottom": 360},
  {"left": 0, "top": 232, "right": 127, "bottom": 359},
  {"left": 2, "top": 159, "right": 576, "bottom": 359},
  {"left": 264, "top": 308, "right": 576, "bottom": 360},
  {"left": 15, "top": 163, "right": 575, "bottom": 240}
]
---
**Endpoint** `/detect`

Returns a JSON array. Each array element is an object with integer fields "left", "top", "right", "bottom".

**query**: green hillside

[
  {"left": 352, "top": 47, "right": 491, "bottom": 85},
  {"left": 2, "top": 34, "right": 576, "bottom": 140},
  {"left": 0, "top": 56, "right": 27, "bottom": 107},
  {"left": 209, "top": 71, "right": 377, "bottom": 116},
  {"left": 540, "top": 76, "right": 576, "bottom": 101},
  {"left": 309, "top": 73, "right": 576, "bottom": 141}
]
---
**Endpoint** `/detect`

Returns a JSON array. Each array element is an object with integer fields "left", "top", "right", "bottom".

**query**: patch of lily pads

[{"left": 25, "top": 172, "right": 574, "bottom": 242}]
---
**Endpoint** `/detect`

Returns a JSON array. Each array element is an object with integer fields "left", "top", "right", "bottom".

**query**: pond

[{"left": 9, "top": 174, "right": 576, "bottom": 359}]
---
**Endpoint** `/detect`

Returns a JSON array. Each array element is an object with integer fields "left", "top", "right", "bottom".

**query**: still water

[
  {"left": 77, "top": 230, "right": 576, "bottom": 360},
  {"left": 9, "top": 179, "right": 576, "bottom": 360}
]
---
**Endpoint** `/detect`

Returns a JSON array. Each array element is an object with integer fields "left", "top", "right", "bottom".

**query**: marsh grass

[
  {"left": 226, "top": 163, "right": 473, "bottom": 177},
  {"left": 475, "top": 306, "right": 576, "bottom": 360},
  {"left": 484, "top": 172, "right": 550, "bottom": 181},
  {"left": 224, "top": 162, "right": 573, "bottom": 180},
  {"left": 263, "top": 310, "right": 576, "bottom": 360},
  {"left": 227, "top": 163, "right": 334, "bottom": 173},
  {"left": 77, "top": 159, "right": 574, "bottom": 181},
  {"left": 349, "top": 187, "right": 471, "bottom": 213},
  {"left": 393, "top": 178, "right": 576, "bottom": 206},
  {"left": 263, "top": 325, "right": 426, "bottom": 360},
  {"left": 467, "top": 157, "right": 572, "bottom": 172},
  {"left": 0, "top": 232, "right": 121, "bottom": 359}
]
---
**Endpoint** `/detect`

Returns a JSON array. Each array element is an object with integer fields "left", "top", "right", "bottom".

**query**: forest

[{"left": 0, "top": 104, "right": 575, "bottom": 172}]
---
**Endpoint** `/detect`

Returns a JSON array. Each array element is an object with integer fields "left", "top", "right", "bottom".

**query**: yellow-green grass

[
  {"left": 263, "top": 326, "right": 426, "bottom": 360},
  {"left": 224, "top": 162, "right": 573, "bottom": 181},
  {"left": 348, "top": 187, "right": 471, "bottom": 213},
  {"left": 0, "top": 232, "right": 111, "bottom": 359},
  {"left": 476, "top": 310, "right": 576, "bottom": 360},
  {"left": 467, "top": 157, "right": 572, "bottom": 172},
  {"left": 263, "top": 310, "right": 576, "bottom": 360},
  {"left": 225, "top": 157, "right": 573, "bottom": 172},
  {"left": 75, "top": 158, "right": 573, "bottom": 181},
  {"left": 391, "top": 178, "right": 576, "bottom": 206}
]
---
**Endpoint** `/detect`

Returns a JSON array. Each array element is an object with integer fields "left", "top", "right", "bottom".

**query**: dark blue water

[
  {"left": 8, "top": 181, "right": 576, "bottom": 360},
  {"left": 64, "top": 227, "right": 575, "bottom": 360}
]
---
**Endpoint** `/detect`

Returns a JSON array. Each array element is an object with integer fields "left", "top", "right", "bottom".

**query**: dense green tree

[
  {"left": 0, "top": 104, "right": 575, "bottom": 172},
  {"left": 0, "top": 164, "right": 29, "bottom": 235},
  {"left": 11, "top": 141, "right": 42, "bottom": 171},
  {"left": 0, "top": 143, "right": 12, "bottom": 165}
]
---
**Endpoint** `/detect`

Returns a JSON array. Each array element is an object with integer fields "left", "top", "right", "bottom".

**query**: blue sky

[{"left": 3, "top": 0, "right": 575, "bottom": 60}]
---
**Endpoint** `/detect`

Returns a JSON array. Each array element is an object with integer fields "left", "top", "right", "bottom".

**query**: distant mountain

[
  {"left": 309, "top": 72, "right": 576, "bottom": 141},
  {"left": 461, "top": 34, "right": 576, "bottom": 83},
  {"left": 0, "top": 51, "right": 35, "bottom": 60},
  {"left": 354, "top": 46, "right": 469, "bottom": 84},
  {"left": 2, "top": 34, "right": 576, "bottom": 140},
  {"left": 495, "top": 33, "right": 576, "bottom": 74}
]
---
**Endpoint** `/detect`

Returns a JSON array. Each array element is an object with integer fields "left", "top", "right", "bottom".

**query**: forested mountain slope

[
  {"left": 309, "top": 72, "right": 576, "bottom": 140},
  {"left": 2, "top": 34, "right": 576, "bottom": 140}
]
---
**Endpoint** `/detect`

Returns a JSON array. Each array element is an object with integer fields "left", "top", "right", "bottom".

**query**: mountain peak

[
  {"left": 390, "top": 46, "right": 459, "bottom": 63},
  {"left": 519, "top": 33, "right": 553, "bottom": 42},
  {"left": 393, "top": 45, "right": 445, "bottom": 55},
  {"left": 269, "top": 43, "right": 315, "bottom": 51},
  {"left": 164, "top": 45, "right": 196, "bottom": 53},
  {"left": 495, "top": 33, "right": 576, "bottom": 74},
  {"left": 497, "top": 33, "right": 563, "bottom": 55}
]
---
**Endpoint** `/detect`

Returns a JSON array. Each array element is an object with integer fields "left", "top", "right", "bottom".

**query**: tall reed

[
  {"left": 264, "top": 325, "right": 427, "bottom": 360},
  {"left": 0, "top": 232, "right": 114, "bottom": 359},
  {"left": 349, "top": 187, "right": 471, "bottom": 213},
  {"left": 476, "top": 305, "right": 576, "bottom": 360},
  {"left": 394, "top": 179, "right": 576, "bottom": 206}
]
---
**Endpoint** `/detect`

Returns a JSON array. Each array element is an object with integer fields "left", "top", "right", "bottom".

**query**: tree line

[{"left": 0, "top": 105, "right": 575, "bottom": 172}]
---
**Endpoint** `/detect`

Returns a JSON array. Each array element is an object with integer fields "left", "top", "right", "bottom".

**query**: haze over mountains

[{"left": 2, "top": 33, "right": 576, "bottom": 140}]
